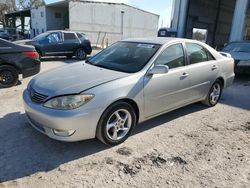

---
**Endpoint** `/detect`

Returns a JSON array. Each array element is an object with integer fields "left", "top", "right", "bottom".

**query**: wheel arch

[
  {"left": 95, "top": 97, "right": 140, "bottom": 145},
  {"left": 99, "top": 98, "right": 140, "bottom": 125},
  {"left": 0, "top": 63, "right": 21, "bottom": 74},
  {"left": 216, "top": 77, "right": 225, "bottom": 88}
]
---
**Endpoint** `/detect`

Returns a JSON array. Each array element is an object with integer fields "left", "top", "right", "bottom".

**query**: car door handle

[
  {"left": 211, "top": 65, "right": 218, "bottom": 71},
  {"left": 180, "top": 72, "right": 189, "bottom": 79}
]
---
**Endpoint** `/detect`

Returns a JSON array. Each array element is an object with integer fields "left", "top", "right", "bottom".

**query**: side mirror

[{"left": 148, "top": 65, "right": 169, "bottom": 75}]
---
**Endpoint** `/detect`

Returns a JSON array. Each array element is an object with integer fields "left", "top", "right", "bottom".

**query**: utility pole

[{"left": 121, "top": 10, "right": 124, "bottom": 39}]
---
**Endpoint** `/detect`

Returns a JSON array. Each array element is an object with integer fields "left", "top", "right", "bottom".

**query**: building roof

[
  {"left": 5, "top": 8, "right": 31, "bottom": 17},
  {"left": 5, "top": 0, "right": 159, "bottom": 18},
  {"left": 70, "top": 0, "right": 159, "bottom": 17},
  {"left": 67, "top": 0, "right": 159, "bottom": 17}
]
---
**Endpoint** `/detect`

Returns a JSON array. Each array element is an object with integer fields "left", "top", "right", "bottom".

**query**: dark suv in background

[{"left": 16, "top": 31, "right": 92, "bottom": 60}]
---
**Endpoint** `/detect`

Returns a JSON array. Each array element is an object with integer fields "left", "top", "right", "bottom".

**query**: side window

[
  {"left": 186, "top": 43, "right": 213, "bottom": 64},
  {"left": 64, "top": 33, "right": 77, "bottom": 42},
  {"left": 46, "top": 32, "right": 62, "bottom": 44},
  {"left": 154, "top": 43, "right": 185, "bottom": 69},
  {"left": 76, "top": 33, "right": 87, "bottom": 42}
]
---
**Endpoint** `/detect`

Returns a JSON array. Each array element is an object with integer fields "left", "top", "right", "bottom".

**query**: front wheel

[
  {"left": 75, "top": 48, "right": 87, "bottom": 60},
  {"left": 202, "top": 80, "right": 222, "bottom": 107},
  {"left": 96, "top": 102, "right": 137, "bottom": 145},
  {"left": 0, "top": 65, "right": 19, "bottom": 88}
]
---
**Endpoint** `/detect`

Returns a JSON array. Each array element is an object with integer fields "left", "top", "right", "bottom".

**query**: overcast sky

[{"left": 45, "top": 0, "right": 174, "bottom": 28}]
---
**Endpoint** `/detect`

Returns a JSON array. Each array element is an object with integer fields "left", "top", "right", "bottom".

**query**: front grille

[{"left": 30, "top": 88, "right": 48, "bottom": 103}]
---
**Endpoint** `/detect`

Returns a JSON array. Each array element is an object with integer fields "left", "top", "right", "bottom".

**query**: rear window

[
  {"left": 77, "top": 33, "right": 87, "bottom": 42},
  {"left": 64, "top": 33, "right": 77, "bottom": 41},
  {"left": 186, "top": 43, "right": 214, "bottom": 64}
]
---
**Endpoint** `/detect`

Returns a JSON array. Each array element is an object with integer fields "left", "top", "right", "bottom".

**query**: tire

[
  {"left": 0, "top": 65, "right": 19, "bottom": 88},
  {"left": 202, "top": 80, "right": 223, "bottom": 107},
  {"left": 96, "top": 101, "right": 137, "bottom": 145},
  {"left": 75, "top": 48, "right": 87, "bottom": 60}
]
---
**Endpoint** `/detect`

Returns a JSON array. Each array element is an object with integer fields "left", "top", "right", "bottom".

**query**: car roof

[
  {"left": 46, "top": 30, "right": 78, "bottom": 34},
  {"left": 122, "top": 37, "right": 190, "bottom": 45}
]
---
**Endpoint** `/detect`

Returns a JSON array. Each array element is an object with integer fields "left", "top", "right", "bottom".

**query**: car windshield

[
  {"left": 33, "top": 32, "right": 49, "bottom": 41},
  {"left": 222, "top": 42, "right": 250, "bottom": 53},
  {"left": 86, "top": 42, "right": 161, "bottom": 73}
]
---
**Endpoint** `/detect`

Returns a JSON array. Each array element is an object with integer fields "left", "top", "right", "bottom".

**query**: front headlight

[{"left": 44, "top": 94, "right": 94, "bottom": 110}]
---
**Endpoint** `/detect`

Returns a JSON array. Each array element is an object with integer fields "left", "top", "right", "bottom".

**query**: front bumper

[{"left": 23, "top": 89, "right": 102, "bottom": 142}]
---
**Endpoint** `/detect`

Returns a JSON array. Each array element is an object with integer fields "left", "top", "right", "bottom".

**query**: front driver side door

[
  {"left": 39, "top": 32, "right": 63, "bottom": 55},
  {"left": 143, "top": 43, "right": 193, "bottom": 118}
]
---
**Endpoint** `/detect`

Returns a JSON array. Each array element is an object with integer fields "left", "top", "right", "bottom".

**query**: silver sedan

[{"left": 23, "top": 38, "right": 235, "bottom": 145}]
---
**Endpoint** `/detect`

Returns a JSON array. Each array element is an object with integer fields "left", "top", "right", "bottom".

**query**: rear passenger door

[
  {"left": 184, "top": 42, "right": 219, "bottom": 100},
  {"left": 62, "top": 32, "right": 80, "bottom": 54}
]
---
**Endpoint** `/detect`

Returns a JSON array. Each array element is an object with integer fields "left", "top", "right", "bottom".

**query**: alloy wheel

[
  {"left": 106, "top": 109, "right": 132, "bottom": 141},
  {"left": 209, "top": 83, "right": 221, "bottom": 105},
  {"left": 76, "top": 49, "right": 86, "bottom": 60},
  {"left": 0, "top": 70, "right": 14, "bottom": 85}
]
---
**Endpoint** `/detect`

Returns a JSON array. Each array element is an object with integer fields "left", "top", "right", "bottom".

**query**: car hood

[{"left": 29, "top": 62, "right": 130, "bottom": 97}]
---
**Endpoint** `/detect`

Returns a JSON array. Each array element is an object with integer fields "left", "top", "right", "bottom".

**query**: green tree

[{"left": 0, "top": 0, "right": 16, "bottom": 26}]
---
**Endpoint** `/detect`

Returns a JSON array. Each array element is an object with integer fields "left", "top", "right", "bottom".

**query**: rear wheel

[
  {"left": 202, "top": 80, "right": 222, "bottom": 107},
  {"left": 96, "top": 102, "right": 137, "bottom": 145},
  {"left": 0, "top": 65, "right": 19, "bottom": 88},
  {"left": 75, "top": 48, "right": 87, "bottom": 60}
]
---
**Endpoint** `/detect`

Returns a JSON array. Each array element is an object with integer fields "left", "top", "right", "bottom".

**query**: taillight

[{"left": 22, "top": 51, "right": 39, "bottom": 60}]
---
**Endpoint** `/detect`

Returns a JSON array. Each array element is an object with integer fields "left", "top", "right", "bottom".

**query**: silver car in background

[{"left": 23, "top": 38, "right": 235, "bottom": 145}]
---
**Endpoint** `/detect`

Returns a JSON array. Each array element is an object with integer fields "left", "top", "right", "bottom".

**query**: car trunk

[{"left": 0, "top": 39, "right": 35, "bottom": 54}]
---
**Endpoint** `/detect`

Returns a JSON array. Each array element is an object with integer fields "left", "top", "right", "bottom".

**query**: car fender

[{"left": 84, "top": 73, "right": 145, "bottom": 123}]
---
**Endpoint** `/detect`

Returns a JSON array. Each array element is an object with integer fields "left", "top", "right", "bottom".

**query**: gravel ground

[{"left": 0, "top": 57, "right": 250, "bottom": 188}]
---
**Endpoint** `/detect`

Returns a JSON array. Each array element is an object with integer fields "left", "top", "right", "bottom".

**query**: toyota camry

[{"left": 23, "top": 38, "right": 235, "bottom": 145}]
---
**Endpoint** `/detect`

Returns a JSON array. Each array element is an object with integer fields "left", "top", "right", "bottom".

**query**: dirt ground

[{"left": 0, "top": 57, "right": 250, "bottom": 188}]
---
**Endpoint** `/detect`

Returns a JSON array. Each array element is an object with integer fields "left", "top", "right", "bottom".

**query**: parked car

[
  {"left": 16, "top": 31, "right": 92, "bottom": 60},
  {"left": 0, "top": 38, "right": 40, "bottom": 88},
  {"left": 0, "top": 30, "right": 10, "bottom": 40},
  {"left": 220, "top": 41, "right": 250, "bottom": 74},
  {"left": 23, "top": 38, "right": 234, "bottom": 145}
]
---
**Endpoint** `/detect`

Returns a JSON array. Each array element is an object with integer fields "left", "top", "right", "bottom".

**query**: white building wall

[
  {"left": 46, "top": 7, "right": 68, "bottom": 31},
  {"left": 30, "top": 6, "right": 47, "bottom": 37},
  {"left": 69, "top": 1, "right": 159, "bottom": 45}
]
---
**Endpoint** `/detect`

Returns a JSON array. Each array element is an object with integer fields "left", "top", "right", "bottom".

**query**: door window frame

[
  {"left": 147, "top": 42, "right": 188, "bottom": 73},
  {"left": 183, "top": 42, "right": 215, "bottom": 66}
]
